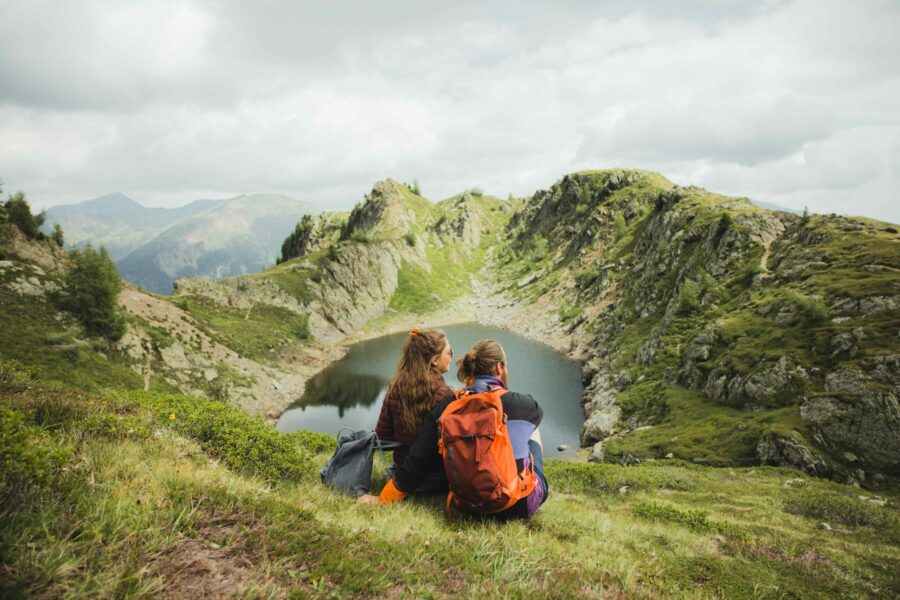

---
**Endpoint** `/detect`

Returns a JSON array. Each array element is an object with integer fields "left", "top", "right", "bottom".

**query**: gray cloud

[{"left": 0, "top": 0, "right": 898, "bottom": 224}]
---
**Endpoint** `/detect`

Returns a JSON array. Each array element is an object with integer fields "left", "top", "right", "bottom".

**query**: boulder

[{"left": 756, "top": 432, "right": 832, "bottom": 477}]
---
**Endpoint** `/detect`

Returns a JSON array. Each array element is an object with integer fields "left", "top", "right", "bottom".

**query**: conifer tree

[{"left": 58, "top": 245, "right": 125, "bottom": 340}]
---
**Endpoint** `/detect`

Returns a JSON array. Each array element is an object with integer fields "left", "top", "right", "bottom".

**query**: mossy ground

[{"left": 2, "top": 366, "right": 897, "bottom": 599}]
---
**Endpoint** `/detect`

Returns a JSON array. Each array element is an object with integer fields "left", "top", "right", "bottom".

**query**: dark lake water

[{"left": 276, "top": 322, "right": 584, "bottom": 459}]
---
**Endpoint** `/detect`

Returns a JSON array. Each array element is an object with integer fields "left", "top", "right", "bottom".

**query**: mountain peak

[{"left": 81, "top": 192, "right": 141, "bottom": 210}]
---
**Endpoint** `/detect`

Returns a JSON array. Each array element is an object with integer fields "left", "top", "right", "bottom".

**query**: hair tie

[{"left": 410, "top": 327, "right": 421, "bottom": 339}]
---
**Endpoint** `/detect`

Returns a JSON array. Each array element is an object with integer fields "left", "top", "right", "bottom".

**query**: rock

[
  {"left": 557, "top": 444, "right": 569, "bottom": 452},
  {"left": 581, "top": 408, "right": 620, "bottom": 445},
  {"left": 618, "top": 485, "right": 630, "bottom": 496},
  {"left": 801, "top": 365, "right": 900, "bottom": 472},
  {"left": 204, "top": 368, "right": 219, "bottom": 382},
  {"left": 704, "top": 356, "right": 807, "bottom": 408},
  {"left": 665, "top": 452, "right": 674, "bottom": 459},
  {"left": 590, "top": 441, "right": 604, "bottom": 462},
  {"left": 756, "top": 432, "right": 832, "bottom": 477},
  {"left": 820, "top": 522, "right": 832, "bottom": 531},
  {"left": 0, "top": 260, "right": 13, "bottom": 268}
]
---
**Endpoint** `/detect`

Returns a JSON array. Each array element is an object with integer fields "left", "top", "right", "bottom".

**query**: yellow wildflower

[{"left": 169, "top": 413, "right": 176, "bottom": 421}]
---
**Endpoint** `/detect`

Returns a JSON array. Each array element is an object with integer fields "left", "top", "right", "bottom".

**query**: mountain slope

[
  {"left": 165, "top": 171, "right": 899, "bottom": 484},
  {"left": 45, "top": 192, "right": 320, "bottom": 294},
  {"left": 44, "top": 193, "right": 225, "bottom": 260},
  {"left": 484, "top": 170, "right": 900, "bottom": 484}
]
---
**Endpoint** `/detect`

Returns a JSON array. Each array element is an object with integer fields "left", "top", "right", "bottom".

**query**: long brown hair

[
  {"left": 456, "top": 339, "right": 506, "bottom": 384},
  {"left": 387, "top": 327, "right": 448, "bottom": 431}
]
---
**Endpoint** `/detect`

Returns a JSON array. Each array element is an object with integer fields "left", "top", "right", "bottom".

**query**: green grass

[
  {"left": 2, "top": 366, "right": 898, "bottom": 598},
  {"left": 174, "top": 296, "right": 312, "bottom": 364},
  {"left": 604, "top": 386, "right": 809, "bottom": 466},
  {"left": 0, "top": 286, "right": 157, "bottom": 393}
]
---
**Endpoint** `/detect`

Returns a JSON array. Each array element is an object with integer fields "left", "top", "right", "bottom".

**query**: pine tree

[
  {"left": 51, "top": 223, "right": 64, "bottom": 247},
  {"left": 3, "top": 192, "right": 45, "bottom": 239},
  {"left": 278, "top": 214, "right": 314, "bottom": 264},
  {"left": 58, "top": 245, "right": 125, "bottom": 340}
]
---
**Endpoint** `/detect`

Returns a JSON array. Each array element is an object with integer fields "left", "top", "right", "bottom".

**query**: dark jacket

[
  {"left": 392, "top": 388, "right": 544, "bottom": 517},
  {"left": 375, "top": 374, "right": 453, "bottom": 466}
]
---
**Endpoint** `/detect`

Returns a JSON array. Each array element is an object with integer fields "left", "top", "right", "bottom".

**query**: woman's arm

[{"left": 374, "top": 393, "right": 393, "bottom": 441}]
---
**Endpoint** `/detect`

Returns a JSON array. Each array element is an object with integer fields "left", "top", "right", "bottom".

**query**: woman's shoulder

[{"left": 432, "top": 375, "right": 455, "bottom": 397}]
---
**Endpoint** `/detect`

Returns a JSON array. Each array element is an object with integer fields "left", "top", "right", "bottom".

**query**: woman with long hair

[
  {"left": 363, "top": 339, "right": 548, "bottom": 519},
  {"left": 374, "top": 327, "right": 454, "bottom": 490}
]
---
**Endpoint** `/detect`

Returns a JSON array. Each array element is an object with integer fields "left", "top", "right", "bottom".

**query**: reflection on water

[
  {"left": 293, "top": 369, "right": 388, "bottom": 417},
  {"left": 277, "top": 322, "right": 584, "bottom": 459}
]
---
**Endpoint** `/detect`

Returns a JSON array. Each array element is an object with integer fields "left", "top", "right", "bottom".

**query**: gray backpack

[{"left": 320, "top": 428, "right": 399, "bottom": 496}]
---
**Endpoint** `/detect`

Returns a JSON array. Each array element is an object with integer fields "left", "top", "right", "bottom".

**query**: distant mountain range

[
  {"left": 44, "top": 193, "right": 319, "bottom": 294},
  {"left": 748, "top": 199, "right": 803, "bottom": 215}
]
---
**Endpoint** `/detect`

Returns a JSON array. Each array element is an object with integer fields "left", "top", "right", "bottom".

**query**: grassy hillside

[
  {"left": 2, "top": 364, "right": 898, "bottom": 598},
  {"left": 494, "top": 170, "right": 900, "bottom": 484}
]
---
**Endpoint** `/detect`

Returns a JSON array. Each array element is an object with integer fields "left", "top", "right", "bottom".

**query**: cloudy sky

[{"left": 1, "top": 0, "right": 898, "bottom": 222}]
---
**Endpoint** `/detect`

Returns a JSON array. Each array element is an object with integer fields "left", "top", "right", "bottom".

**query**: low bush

[
  {"left": 0, "top": 407, "right": 72, "bottom": 506},
  {"left": 783, "top": 491, "right": 896, "bottom": 528},
  {"left": 133, "top": 392, "right": 329, "bottom": 483},
  {"left": 545, "top": 460, "right": 698, "bottom": 495},
  {"left": 676, "top": 279, "right": 701, "bottom": 315},
  {"left": 632, "top": 501, "right": 747, "bottom": 540}
]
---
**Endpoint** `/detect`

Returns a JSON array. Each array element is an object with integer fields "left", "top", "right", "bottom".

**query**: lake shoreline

[{"left": 278, "top": 320, "right": 587, "bottom": 460}]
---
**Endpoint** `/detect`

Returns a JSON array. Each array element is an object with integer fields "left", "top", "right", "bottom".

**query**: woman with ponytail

[
  {"left": 374, "top": 327, "right": 454, "bottom": 490},
  {"left": 362, "top": 339, "right": 549, "bottom": 519}
]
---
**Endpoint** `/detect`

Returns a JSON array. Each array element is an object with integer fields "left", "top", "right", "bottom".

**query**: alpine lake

[{"left": 277, "top": 322, "right": 584, "bottom": 459}]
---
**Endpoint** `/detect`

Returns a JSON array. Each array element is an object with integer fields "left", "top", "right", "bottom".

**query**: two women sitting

[{"left": 361, "top": 328, "right": 549, "bottom": 519}]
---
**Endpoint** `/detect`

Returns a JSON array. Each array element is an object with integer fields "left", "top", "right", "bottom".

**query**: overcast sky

[{"left": 1, "top": 0, "right": 898, "bottom": 223}]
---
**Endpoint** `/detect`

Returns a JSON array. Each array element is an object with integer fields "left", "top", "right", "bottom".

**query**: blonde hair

[
  {"left": 456, "top": 339, "right": 505, "bottom": 384},
  {"left": 387, "top": 328, "right": 448, "bottom": 431}
]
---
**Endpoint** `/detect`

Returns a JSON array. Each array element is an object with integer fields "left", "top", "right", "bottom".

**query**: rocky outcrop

[
  {"left": 478, "top": 170, "right": 899, "bottom": 484},
  {"left": 174, "top": 276, "right": 306, "bottom": 314},
  {"left": 0, "top": 223, "right": 69, "bottom": 274},
  {"left": 800, "top": 361, "right": 900, "bottom": 475},
  {"left": 703, "top": 356, "right": 808, "bottom": 409},
  {"left": 756, "top": 432, "right": 832, "bottom": 478}
]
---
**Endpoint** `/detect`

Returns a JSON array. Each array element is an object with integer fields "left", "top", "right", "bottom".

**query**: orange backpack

[{"left": 437, "top": 387, "right": 537, "bottom": 515}]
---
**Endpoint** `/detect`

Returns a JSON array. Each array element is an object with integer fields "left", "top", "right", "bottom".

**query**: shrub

[
  {"left": 528, "top": 236, "right": 549, "bottom": 261},
  {"left": 50, "top": 223, "right": 64, "bottom": 247},
  {"left": 0, "top": 407, "right": 72, "bottom": 506},
  {"left": 294, "top": 313, "right": 311, "bottom": 340},
  {"left": 614, "top": 212, "right": 626, "bottom": 237},
  {"left": 545, "top": 461, "right": 698, "bottom": 494},
  {"left": 785, "top": 290, "right": 828, "bottom": 326},
  {"left": 469, "top": 186, "right": 483, "bottom": 197},
  {"left": 327, "top": 245, "right": 340, "bottom": 261},
  {"left": 676, "top": 279, "right": 701, "bottom": 315},
  {"left": 404, "top": 232, "right": 416, "bottom": 247},
  {"left": 633, "top": 501, "right": 747, "bottom": 540},
  {"left": 351, "top": 229, "right": 370, "bottom": 244},
  {"left": 575, "top": 266, "right": 601, "bottom": 289},
  {"left": 135, "top": 392, "right": 326, "bottom": 483},
  {"left": 57, "top": 244, "right": 125, "bottom": 340},
  {"left": 784, "top": 492, "right": 896, "bottom": 528},
  {"left": 3, "top": 191, "right": 45, "bottom": 239},
  {"left": 278, "top": 214, "right": 314, "bottom": 264}
]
